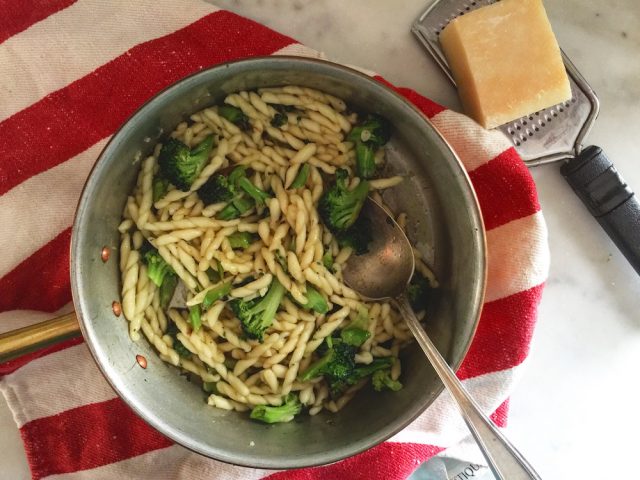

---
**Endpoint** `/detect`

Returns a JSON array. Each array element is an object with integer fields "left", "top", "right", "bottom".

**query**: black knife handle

[{"left": 561, "top": 145, "right": 640, "bottom": 274}]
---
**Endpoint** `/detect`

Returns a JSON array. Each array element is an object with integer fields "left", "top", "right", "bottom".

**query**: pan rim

[{"left": 70, "top": 55, "right": 486, "bottom": 469}]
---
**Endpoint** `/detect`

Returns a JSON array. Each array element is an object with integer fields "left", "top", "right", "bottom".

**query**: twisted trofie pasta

[{"left": 118, "top": 86, "right": 438, "bottom": 422}]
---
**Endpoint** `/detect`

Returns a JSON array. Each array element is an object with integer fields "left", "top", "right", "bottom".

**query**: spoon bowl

[{"left": 343, "top": 199, "right": 415, "bottom": 300}]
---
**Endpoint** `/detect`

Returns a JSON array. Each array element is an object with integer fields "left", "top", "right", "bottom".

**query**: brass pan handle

[{"left": 0, "top": 312, "right": 81, "bottom": 363}]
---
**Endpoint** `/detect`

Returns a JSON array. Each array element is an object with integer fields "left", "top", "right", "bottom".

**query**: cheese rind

[{"left": 440, "top": 0, "right": 571, "bottom": 129}]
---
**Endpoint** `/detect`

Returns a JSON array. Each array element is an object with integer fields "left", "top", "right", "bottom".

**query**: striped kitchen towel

[{"left": 0, "top": 1, "right": 549, "bottom": 479}]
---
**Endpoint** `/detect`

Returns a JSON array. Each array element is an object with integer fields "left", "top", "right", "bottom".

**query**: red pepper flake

[
  {"left": 112, "top": 301, "right": 122, "bottom": 317},
  {"left": 136, "top": 354, "right": 147, "bottom": 369},
  {"left": 101, "top": 246, "right": 110, "bottom": 262}
]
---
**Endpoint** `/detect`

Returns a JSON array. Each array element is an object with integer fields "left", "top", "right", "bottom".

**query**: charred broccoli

[
  {"left": 298, "top": 337, "right": 356, "bottom": 383},
  {"left": 250, "top": 393, "right": 302, "bottom": 424},
  {"left": 406, "top": 272, "right": 432, "bottom": 312},
  {"left": 198, "top": 174, "right": 235, "bottom": 205},
  {"left": 218, "top": 105, "right": 251, "bottom": 132},
  {"left": 334, "top": 216, "right": 372, "bottom": 255},
  {"left": 166, "top": 322, "right": 191, "bottom": 358},
  {"left": 208, "top": 167, "right": 270, "bottom": 218},
  {"left": 299, "top": 335, "right": 398, "bottom": 398},
  {"left": 172, "top": 338, "right": 192, "bottom": 358},
  {"left": 328, "top": 357, "right": 395, "bottom": 398},
  {"left": 270, "top": 112, "right": 287, "bottom": 128},
  {"left": 347, "top": 114, "right": 391, "bottom": 179},
  {"left": 158, "top": 135, "right": 214, "bottom": 191},
  {"left": 230, "top": 279, "right": 285, "bottom": 341},
  {"left": 318, "top": 169, "right": 369, "bottom": 232}
]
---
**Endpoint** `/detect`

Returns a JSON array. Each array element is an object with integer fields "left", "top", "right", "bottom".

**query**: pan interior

[{"left": 71, "top": 57, "right": 485, "bottom": 469}]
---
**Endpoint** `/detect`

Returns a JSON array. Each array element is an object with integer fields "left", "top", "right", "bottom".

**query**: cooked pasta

[{"left": 118, "top": 86, "right": 437, "bottom": 422}]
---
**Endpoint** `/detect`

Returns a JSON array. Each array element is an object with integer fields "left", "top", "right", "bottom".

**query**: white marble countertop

[{"left": 2, "top": 1, "right": 639, "bottom": 478}]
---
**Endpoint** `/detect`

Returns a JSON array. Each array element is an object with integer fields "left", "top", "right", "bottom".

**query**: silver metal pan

[{"left": 6, "top": 57, "right": 487, "bottom": 469}]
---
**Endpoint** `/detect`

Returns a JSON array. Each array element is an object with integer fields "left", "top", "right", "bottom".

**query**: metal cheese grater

[{"left": 412, "top": 0, "right": 640, "bottom": 274}]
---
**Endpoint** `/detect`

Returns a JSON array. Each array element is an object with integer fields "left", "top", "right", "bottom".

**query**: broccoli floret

[
  {"left": 210, "top": 167, "right": 270, "bottom": 216},
  {"left": 152, "top": 176, "right": 170, "bottom": 203},
  {"left": 322, "top": 251, "right": 334, "bottom": 271},
  {"left": 289, "top": 163, "right": 310, "bottom": 189},
  {"left": 198, "top": 174, "right": 235, "bottom": 205},
  {"left": 206, "top": 259, "right": 225, "bottom": 283},
  {"left": 203, "top": 381, "right": 218, "bottom": 394},
  {"left": 230, "top": 279, "right": 286, "bottom": 341},
  {"left": 353, "top": 357, "right": 394, "bottom": 377},
  {"left": 298, "top": 337, "right": 357, "bottom": 382},
  {"left": 298, "top": 337, "right": 396, "bottom": 399},
  {"left": 296, "top": 285, "right": 329, "bottom": 314},
  {"left": 236, "top": 176, "right": 270, "bottom": 206},
  {"left": 354, "top": 141, "right": 377, "bottom": 179},
  {"left": 318, "top": 169, "right": 369, "bottom": 232},
  {"left": 347, "top": 115, "right": 391, "bottom": 179},
  {"left": 227, "top": 232, "right": 257, "bottom": 249},
  {"left": 159, "top": 272, "right": 178, "bottom": 309},
  {"left": 172, "top": 338, "right": 192, "bottom": 358},
  {"left": 327, "top": 357, "right": 395, "bottom": 398},
  {"left": 140, "top": 244, "right": 175, "bottom": 287},
  {"left": 188, "top": 305, "right": 202, "bottom": 332},
  {"left": 372, "top": 369, "right": 403, "bottom": 392},
  {"left": 166, "top": 322, "right": 190, "bottom": 357},
  {"left": 250, "top": 393, "right": 302, "bottom": 424},
  {"left": 219, "top": 105, "right": 251, "bottom": 131},
  {"left": 270, "top": 112, "right": 287, "bottom": 128},
  {"left": 334, "top": 216, "right": 372, "bottom": 255},
  {"left": 158, "top": 135, "right": 214, "bottom": 191},
  {"left": 216, "top": 196, "right": 254, "bottom": 220},
  {"left": 407, "top": 272, "right": 431, "bottom": 312},
  {"left": 201, "top": 281, "right": 232, "bottom": 310},
  {"left": 272, "top": 104, "right": 297, "bottom": 114},
  {"left": 347, "top": 115, "right": 391, "bottom": 147},
  {"left": 340, "top": 307, "right": 371, "bottom": 347}
]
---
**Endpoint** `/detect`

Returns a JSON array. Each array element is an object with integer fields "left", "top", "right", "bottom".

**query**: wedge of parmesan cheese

[{"left": 440, "top": 0, "right": 571, "bottom": 129}]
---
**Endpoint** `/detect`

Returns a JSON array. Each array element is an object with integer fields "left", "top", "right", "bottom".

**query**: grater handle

[{"left": 561, "top": 146, "right": 640, "bottom": 274}]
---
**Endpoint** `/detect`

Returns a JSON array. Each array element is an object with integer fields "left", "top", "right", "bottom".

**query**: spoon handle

[{"left": 397, "top": 295, "right": 541, "bottom": 480}]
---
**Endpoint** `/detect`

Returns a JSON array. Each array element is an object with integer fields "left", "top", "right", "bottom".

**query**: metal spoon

[{"left": 343, "top": 198, "right": 541, "bottom": 480}]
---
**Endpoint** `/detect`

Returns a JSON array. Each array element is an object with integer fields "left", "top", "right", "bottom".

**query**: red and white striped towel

[{"left": 0, "top": 1, "right": 549, "bottom": 479}]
